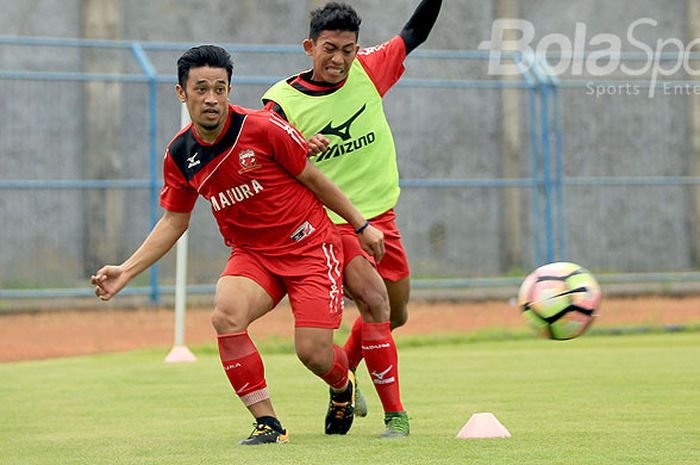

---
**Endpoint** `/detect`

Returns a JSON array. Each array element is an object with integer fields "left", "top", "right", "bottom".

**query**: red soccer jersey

[
  {"left": 264, "top": 35, "right": 407, "bottom": 109},
  {"left": 356, "top": 35, "right": 407, "bottom": 97},
  {"left": 160, "top": 104, "right": 333, "bottom": 255}
]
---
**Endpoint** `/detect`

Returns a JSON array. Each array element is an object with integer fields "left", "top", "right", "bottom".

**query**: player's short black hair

[
  {"left": 177, "top": 45, "right": 233, "bottom": 88},
  {"left": 309, "top": 2, "right": 362, "bottom": 41}
]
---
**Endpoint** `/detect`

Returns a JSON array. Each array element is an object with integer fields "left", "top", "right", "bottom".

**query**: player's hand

[
  {"left": 307, "top": 134, "right": 330, "bottom": 156},
  {"left": 358, "top": 225, "right": 385, "bottom": 263},
  {"left": 90, "top": 265, "right": 130, "bottom": 301}
]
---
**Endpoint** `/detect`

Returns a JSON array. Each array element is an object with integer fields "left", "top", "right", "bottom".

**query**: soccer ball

[{"left": 517, "top": 262, "right": 602, "bottom": 340}]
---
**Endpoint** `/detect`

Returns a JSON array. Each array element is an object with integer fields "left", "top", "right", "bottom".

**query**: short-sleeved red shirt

[
  {"left": 160, "top": 104, "right": 333, "bottom": 255},
  {"left": 263, "top": 35, "right": 407, "bottom": 105},
  {"left": 356, "top": 35, "right": 407, "bottom": 96}
]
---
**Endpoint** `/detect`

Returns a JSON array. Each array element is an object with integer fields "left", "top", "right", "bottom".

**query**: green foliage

[{"left": 2, "top": 334, "right": 700, "bottom": 465}]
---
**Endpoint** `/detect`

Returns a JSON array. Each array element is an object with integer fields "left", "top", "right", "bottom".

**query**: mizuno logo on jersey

[
  {"left": 210, "top": 179, "right": 264, "bottom": 212},
  {"left": 320, "top": 104, "right": 366, "bottom": 141},
  {"left": 187, "top": 152, "right": 200, "bottom": 169},
  {"left": 316, "top": 132, "right": 376, "bottom": 162},
  {"left": 316, "top": 104, "right": 376, "bottom": 162}
]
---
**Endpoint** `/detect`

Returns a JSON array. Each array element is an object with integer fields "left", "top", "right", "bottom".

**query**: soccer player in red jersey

[
  {"left": 91, "top": 45, "right": 385, "bottom": 445},
  {"left": 262, "top": 0, "right": 442, "bottom": 437}
]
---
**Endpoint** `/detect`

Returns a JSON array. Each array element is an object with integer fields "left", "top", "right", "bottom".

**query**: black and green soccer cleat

[
  {"left": 239, "top": 422, "right": 289, "bottom": 445},
  {"left": 380, "top": 411, "right": 410, "bottom": 438},
  {"left": 324, "top": 371, "right": 356, "bottom": 435}
]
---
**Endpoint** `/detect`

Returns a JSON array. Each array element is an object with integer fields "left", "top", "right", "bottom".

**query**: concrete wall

[
  {"left": 519, "top": 0, "right": 692, "bottom": 271},
  {"left": 0, "top": 0, "right": 694, "bottom": 289}
]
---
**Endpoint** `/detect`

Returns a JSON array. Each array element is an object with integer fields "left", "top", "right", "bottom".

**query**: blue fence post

[
  {"left": 529, "top": 57, "right": 557, "bottom": 264},
  {"left": 131, "top": 42, "right": 160, "bottom": 303},
  {"left": 535, "top": 57, "right": 566, "bottom": 262},
  {"left": 517, "top": 54, "right": 543, "bottom": 266},
  {"left": 528, "top": 87, "right": 544, "bottom": 266},
  {"left": 551, "top": 83, "right": 566, "bottom": 260},
  {"left": 539, "top": 84, "right": 555, "bottom": 263}
]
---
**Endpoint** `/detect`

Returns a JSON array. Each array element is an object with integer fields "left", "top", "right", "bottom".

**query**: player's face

[
  {"left": 304, "top": 30, "right": 359, "bottom": 84},
  {"left": 176, "top": 66, "right": 230, "bottom": 139}
]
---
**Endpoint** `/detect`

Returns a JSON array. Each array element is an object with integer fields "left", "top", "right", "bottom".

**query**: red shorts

[
  {"left": 336, "top": 209, "right": 410, "bottom": 282},
  {"left": 221, "top": 233, "right": 344, "bottom": 329}
]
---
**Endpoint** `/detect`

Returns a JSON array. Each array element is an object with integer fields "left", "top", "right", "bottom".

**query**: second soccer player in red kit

[{"left": 91, "top": 45, "right": 384, "bottom": 445}]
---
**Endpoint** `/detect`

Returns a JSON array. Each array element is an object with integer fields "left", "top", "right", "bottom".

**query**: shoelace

[
  {"left": 249, "top": 423, "right": 272, "bottom": 437},
  {"left": 331, "top": 400, "right": 350, "bottom": 419}
]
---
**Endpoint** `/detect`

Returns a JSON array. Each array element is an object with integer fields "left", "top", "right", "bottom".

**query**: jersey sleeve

[
  {"left": 265, "top": 112, "right": 310, "bottom": 176},
  {"left": 263, "top": 100, "right": 288, "bottom": 121},
  {"left": 356, "top": 35, "right": 407, "bottom": 97},
  {"left": 160, "top": 150, "right": 198, "bottom": 213}
]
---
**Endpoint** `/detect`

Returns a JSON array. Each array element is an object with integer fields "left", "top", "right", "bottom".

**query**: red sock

[
  {"left": 320, "top": 344, "right": 349, "bottom": 390},
  {"left": 217, "top": 332, "right": 268, "bottom": 407},
  {"left": 362, "top": 321, "right": 403, "bottom": 412},
  {"left": 343, "top": 316, "right": 364, "bottom": 371}
]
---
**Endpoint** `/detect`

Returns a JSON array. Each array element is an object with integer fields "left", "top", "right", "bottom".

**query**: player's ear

[
  {"left": 176, "top": 84, "right": 186, "bottom": 103},
  {"left": 303, "top": 38, "right": 315, "bottom": 56}
]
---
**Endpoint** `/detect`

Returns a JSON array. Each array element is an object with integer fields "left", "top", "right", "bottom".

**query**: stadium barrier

[{"left": 1, "top": 36, "right": 700, "bottom": 303}]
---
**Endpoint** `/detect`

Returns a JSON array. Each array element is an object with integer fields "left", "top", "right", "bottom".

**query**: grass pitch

[{"left": 2, "top": 332, "right": 699, "bottom": 465}]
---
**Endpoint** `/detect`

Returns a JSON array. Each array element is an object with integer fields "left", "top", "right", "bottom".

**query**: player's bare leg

[
  {"left": 384, "top": 276, "right": 410, "bottom": 330},
  {"left": 212, "top": 276, "right": 288, "bottom": 445},
  {"left": 295, "top": 327, "right": 355, "bottom": 434},
  {"left": 295, "top": 327, "right": 339, "bottom": 376},
  {"left": 342, "top": 256, "right": 407, "bottom": 435},
  {"left": 344, "top": 256, "right": 391, "bottom": 323},
  {"left": 342, "top": 256, "right": 390, "bottom": 417},
  {"left": 343, "top": 256, "right": 390, "bottom": 367}
]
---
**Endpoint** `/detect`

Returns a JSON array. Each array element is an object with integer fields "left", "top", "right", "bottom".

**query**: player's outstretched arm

[
  {"left": 296, "top": 160, "right": 385, "bottom": 262},
  {"left": 91, "top": 210, "right": 191, "bottom": 301},
  {"left": 400, "top": 0, "right": 443, "bottom": 55}
]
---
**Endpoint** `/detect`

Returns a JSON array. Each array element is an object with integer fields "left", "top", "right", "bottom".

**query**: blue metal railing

[
  {"left": 538, "top": 53, "right": 700, "bottom": 264},
  {"left": 131, "top": 41, "right": 162, "bottom": 303},
  {"left": 0, "top": 36, "right": 549, "bottom": 301},
  {"left": 3, "top": 36, "right": 700, "bottom": 301}
]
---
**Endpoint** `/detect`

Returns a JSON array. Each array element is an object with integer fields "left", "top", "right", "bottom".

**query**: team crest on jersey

[
  {"left": 290, "top": 221, "right": 316, "bottom": 242},
  {"left": 238, "top": 149, "right": 261, "bottom": 174}
]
